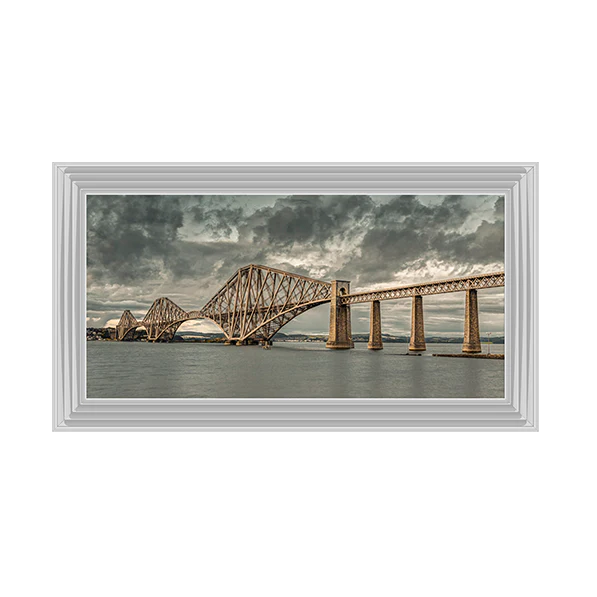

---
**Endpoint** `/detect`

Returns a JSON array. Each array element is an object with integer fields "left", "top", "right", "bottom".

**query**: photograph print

[{"left": 86, "top": 194, "right": 505, "bottom": 399}]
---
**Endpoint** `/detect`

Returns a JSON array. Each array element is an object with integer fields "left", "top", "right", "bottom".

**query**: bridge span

[{"left": 115, "top": 264, "right": 504, "bottom": 354}]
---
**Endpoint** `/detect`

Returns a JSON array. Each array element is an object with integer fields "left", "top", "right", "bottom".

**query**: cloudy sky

[{"left": 86, "top": 194, "right": 504, "bottom": 336}]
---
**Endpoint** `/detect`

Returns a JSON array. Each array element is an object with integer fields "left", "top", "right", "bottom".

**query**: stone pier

[
  {"left": 367, "top": 300, "right": 383, "bottom": 350},
  {"left": 409, "top": 294, "right": 426, "bottom": 351},
  {"left": 462, "top": 289, "right": 481, "bottom": 353},
  {"left": 326, "top": 280, "right": 354, "bottom": 349}
]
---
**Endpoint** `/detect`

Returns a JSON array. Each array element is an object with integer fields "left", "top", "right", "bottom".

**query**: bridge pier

[
  {"left": 462, "top": 289, "right": 481, "bottom": 353},
  {"left": 326, "top": 280, "right": 354, "bottom": 349},
  {"left": 409, "top": 295, "right": 426, "bottom": 351},
  {"left": 368, "top": 300, "right": 383, "bottom": 350}
]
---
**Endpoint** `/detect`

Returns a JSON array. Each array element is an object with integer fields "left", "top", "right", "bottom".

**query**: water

[{"left": 86, "top": 341, "right": 504, "bottom": 399}]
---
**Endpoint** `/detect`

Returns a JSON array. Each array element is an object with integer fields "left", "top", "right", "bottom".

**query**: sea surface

[{"left": 87, "top": 341, "right": 504, "bottom": 399}]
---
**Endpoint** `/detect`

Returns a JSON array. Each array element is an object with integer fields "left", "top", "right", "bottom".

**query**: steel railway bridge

[{"left": 115, "top": 264, "right": 504, "bottom": 353}]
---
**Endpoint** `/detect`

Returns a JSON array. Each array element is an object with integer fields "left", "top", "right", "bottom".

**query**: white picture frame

[{"left": 53, "top": 162, "right": 538, "bottom": 431}]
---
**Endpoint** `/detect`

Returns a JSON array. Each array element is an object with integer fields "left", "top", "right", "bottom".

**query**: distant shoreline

[{"left": 87, "top": 327, "right": 504, "bottom": 345}]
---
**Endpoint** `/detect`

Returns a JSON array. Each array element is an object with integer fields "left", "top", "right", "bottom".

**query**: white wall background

[{"left": 2, "top": 1, "right": 595, "bottom": 596}]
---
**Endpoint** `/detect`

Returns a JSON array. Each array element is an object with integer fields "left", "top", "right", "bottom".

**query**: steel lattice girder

[
  {"left": 115, "top": 309, "right": 140, "bottom": 340},
  {"left": 198, "top": 264, "right": 332, "bottom": 340},
  {"left": 142, "top": 297, "right": 189, "bottom": 341},
  {"left": 339, "top": 272, "right": 505, "bottom": 305}
]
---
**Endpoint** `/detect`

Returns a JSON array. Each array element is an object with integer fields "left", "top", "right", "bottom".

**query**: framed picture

[{"left": 53, "top": 163, "right": 537, "bottom": 431}]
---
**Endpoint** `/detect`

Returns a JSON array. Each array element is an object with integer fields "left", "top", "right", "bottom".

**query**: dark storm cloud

[
  {"left": 87, "top": 195, "right": 186, "bottom": 284},
  {"left": 245, "top": 195, "right": 376, "bottom": 248},
  {"left": 436, "top": 219, "right": 504, "bottom": 262},
  {"left": 188, "top": 199, "right": 245, "bottom": 239},
  {"left": 494, "top": 196, "right": 504, "bottom": 220}
]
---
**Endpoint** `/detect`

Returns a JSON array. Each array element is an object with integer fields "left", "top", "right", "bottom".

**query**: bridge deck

[{"left": 340, "top": 272, "right": 505, "bottom": 305}]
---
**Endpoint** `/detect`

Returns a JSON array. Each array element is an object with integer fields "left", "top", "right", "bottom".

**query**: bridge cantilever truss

[
  {"left": 115, "top": 310, "right": 141, "bottom": 341},
  {"left": 199, "top": 264, "right": 331, "bottom": 341},
  {"left": 116, "top": 264, "right": 332, "bottom": 343}
]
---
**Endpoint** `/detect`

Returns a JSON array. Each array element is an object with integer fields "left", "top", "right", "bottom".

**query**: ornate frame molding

[{"left": 53, "top": 163, "right": 538, "bottom": 430}]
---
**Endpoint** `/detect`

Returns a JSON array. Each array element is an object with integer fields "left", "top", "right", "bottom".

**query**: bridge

[{"left": 115, "top": 264, "right": 504, "bottom": 353}]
